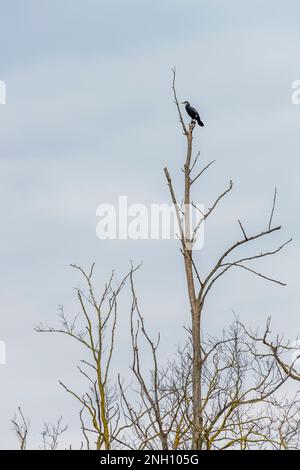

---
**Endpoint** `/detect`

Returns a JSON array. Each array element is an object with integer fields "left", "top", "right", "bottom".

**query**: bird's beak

[{"left": 181, "top": 101, "right": 185, "bottom": 104}]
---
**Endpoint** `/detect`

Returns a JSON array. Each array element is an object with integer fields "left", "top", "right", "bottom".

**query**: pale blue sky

[{"left": 0, "top": 0, "right": 300, "bottom": 449}]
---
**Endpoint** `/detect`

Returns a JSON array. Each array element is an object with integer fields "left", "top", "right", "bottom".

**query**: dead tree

[
  {"left": 11, "top": 407, "right": 29, "bottom": 450},
  {"left": 11, "top": 409, "right": 68, "bottom": 451},
  {"left": 163, "top": 69, "right": 292, "bottom": 449},
  {"left": 118, "top": 271, "right": 192, "bottom": 450},
  {"left": 35, "top": 263, "right": 140, "bottom": 450},
  {"left": 41, "top": 417, "right": 68, "bottom": 450},
  {"left": 120, "top": 283, "right": 300, "bottom": 450}
]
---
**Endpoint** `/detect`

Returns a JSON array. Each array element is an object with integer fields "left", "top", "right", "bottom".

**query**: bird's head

[{"left": 181, "top": 101, "right": 190, "bottom": 106}]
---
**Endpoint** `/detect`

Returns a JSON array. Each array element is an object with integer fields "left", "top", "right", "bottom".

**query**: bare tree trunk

[
  {"left": 183, "top": 124, "right": 204, "bottom": 449},
  {"left": 191, "top": 307, "right": 202, "bottom": 449}
]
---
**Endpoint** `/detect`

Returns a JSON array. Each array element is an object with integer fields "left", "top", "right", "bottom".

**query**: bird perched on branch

[{"left": 182, "top": 101, "right": 204, "bottom": 127}]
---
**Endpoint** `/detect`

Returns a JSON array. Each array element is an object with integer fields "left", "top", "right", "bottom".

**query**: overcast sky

[{"left": 0, "top": 0, "right": 300, "bottom": 449}]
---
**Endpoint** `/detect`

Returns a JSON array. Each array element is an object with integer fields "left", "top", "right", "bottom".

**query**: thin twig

[
  {"left": 268, "top": 187, "right": 277, "bottom": 230},
  {"left": 238, "top": 220, "right": 248, "bottom": 240}
]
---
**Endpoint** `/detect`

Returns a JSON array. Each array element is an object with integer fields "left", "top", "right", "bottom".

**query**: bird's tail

[{"left": 197, "top": 116, "right": 204, "bottom": 127}]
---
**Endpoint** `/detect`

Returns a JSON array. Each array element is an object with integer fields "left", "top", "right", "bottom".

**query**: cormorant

[{"left": 182, "top": 101, "right": 204, "bottom": 127}]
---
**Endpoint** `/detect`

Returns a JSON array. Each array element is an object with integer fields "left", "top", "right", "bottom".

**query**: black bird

[{"left": 182, "top": 101, "right": 204, "bottom": 127}]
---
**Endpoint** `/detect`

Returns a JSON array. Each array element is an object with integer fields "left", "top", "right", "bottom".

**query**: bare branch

[
  {"left": 171, "top": 68, "right": 187, "bottom": 135},
  {"left": 191, "top": 160, "right": 216, "bottom": 185}
]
